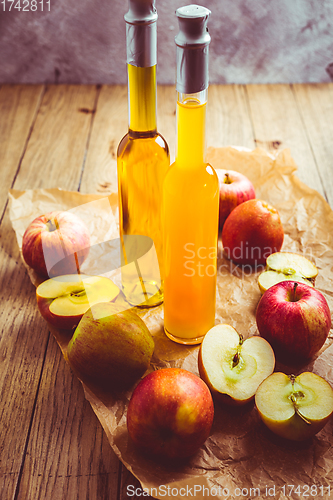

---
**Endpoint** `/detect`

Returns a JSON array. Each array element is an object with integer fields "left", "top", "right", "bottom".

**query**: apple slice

[
  {"left": 255, "top": 372, "right": 333, "bottom": 441},
  {"left": 36, "top": 274, "right": 120, "bottom": 331},
  {"left": 198, "top": 324, "right": 275, "bottom": 405},
  {"left": 258, "top": 252, "right": 318, "bottom": 293}
]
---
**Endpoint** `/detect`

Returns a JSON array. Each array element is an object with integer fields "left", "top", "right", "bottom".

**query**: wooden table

[{"left": 1, "top": 83, "right": 333, "bottom": 500}]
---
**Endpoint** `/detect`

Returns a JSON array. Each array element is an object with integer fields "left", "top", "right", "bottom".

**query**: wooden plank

[
  {"left": 80, "top": 85, "right": 127, "bottom": 194},
  {"left": 17, "top": 334, "right": 119, "bottom": 500},
  {"left": 0, "top": 84, "right": 121, "bottom": 499},
  {"left": 293, "top": 83, "right": 333, "bottom": 206},
  {"left": 14, "top": 85, "right": 97, "bottom": 191},
  {"left": 0, "top": 84, "right": 44, "bottom": 215},
  {"left": 246, "top": 84, "right": 324, "bottom": 196},
  {"left": 0, "top": 211, "right": 50, "bottom": 500},
  {"left": 207, "top": 84, "right": 256, "bottom": 150},
  {"left": 81, "top": 85, "right": 176, "bottom": 194}
]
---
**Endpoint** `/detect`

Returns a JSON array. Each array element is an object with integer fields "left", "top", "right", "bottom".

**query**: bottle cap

[
  {"left": 124, "top": 0, "right": 157, "bottom": 25},
  {"left": 125, "top": 0, "right": 157, "bottom": 67},
  {"left": 175, "top": 4, "right": 211, "bottom": 94}
]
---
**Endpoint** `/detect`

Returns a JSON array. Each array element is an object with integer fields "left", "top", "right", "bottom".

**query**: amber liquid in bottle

[
  {"left": 117, "top": 64, "right": 169, "bottom": 307},
  {"left": 163, "top": 90, "right": 219, "bottom": 344}
]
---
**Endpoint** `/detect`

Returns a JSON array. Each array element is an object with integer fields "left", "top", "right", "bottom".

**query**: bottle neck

[
  {"left": 127, "top": 63, "right": 157, "bottom": 135},
  {"left": 176, "top": 89, "right": 207, "bottom": 168}
]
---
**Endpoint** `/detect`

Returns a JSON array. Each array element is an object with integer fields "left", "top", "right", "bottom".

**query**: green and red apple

[
  {"left": 222, "top": 199, "right": 284, "bottom": 267},
  {"left": 127, "top": 368, "right": 214, "bottom": 459},
  {"left": 216, "top": 169, "right": 255, "bottom": 230},
  {"left": 255, "top": 372, "right": 333, "bottom": 441},
  {"left": 22, "top": 211, "right": 90, "bottom": 278},
  {"left": 258, "top": 252, "right": 318, "bottom": 293},
  {"left": 36, "top": 274, "right": 120, "bottom": 331},
  {"left": 256, "top": 281, "right": 331, "bottom": 364},
  {"left": 67, "top": 302, "right": 154, "bottom": 392},
  {"left": 198, "top": 324, "right": 275, "bottom": 405}
]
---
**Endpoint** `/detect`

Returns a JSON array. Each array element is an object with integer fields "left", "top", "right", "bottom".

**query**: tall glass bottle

[
  {"left": 117, "top": 0, "right": 170, "bottom": 307},
  {"left": 163, "top": 5, "right": 219, "bottom": 344}
]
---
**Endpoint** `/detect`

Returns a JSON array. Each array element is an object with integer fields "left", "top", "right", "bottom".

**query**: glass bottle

[
  {"left": 117, "top": 0, "right": 170, "bottom": 308},
  {"left": 163, "top": 5, "right": 219, "bottom": 344}
]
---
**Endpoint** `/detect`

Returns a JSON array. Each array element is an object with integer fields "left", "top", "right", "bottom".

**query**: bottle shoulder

[{"left": 117, "top": 131, "right": 170, "bottom": 160}]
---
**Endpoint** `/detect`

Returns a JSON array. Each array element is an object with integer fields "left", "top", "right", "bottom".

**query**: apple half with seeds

[
  {"left": 36, "top": 274, "right": 120, "bottom": 331},
  {"left": 255, "top": 372, "right": 333, "bottom": 441},
  {"left": 258, "top": 252, "right": 318, "bottom": 293},
  {"left": 198, "top": 324, "right": 275, "bottom": 405}
]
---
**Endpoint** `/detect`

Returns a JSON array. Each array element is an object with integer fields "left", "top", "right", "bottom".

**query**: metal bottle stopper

[
  {"left": 125, "top": 0, "right": 157, "bottom": 67},
  {"left": 175, "top": 4, "right": 211, "bottom": 94}
]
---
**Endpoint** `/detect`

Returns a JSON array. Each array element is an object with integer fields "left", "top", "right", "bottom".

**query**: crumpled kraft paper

[{"left": 8, "top": 147, "right": 333, "bottom": 500}]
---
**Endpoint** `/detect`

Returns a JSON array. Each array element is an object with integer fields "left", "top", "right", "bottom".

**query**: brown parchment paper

[{"left": 8, "top": 147, "right": 333, "bottom": 500}]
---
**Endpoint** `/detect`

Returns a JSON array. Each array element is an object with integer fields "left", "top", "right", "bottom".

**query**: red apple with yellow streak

[
  {"left": 127, "top": 368, "right": 214, "bottom": 459},
  {"left": 256, "top": 281, "right": 331, "bottom": 364},
  {"left": 22, "top": 211, "right": 90, "bottom": 277},
  {"left": 216, "top": 169, "right": 255, "bottom": 230},
  {"left": 222, "top": 199, "right": 284, "bottom": 267}
]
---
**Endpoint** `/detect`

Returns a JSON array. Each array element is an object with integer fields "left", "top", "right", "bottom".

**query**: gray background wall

[{"left": 0, "top": 0, "right": 333, "bottom": 84}]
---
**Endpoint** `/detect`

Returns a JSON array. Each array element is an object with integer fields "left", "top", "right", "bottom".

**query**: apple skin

[
  {"left": 255, "top": 372, "right": 333, "bottom": 441},
  {"left": 256, "top": 281, "right": 331, "bottom": 364},
  {"left": 198, "top": 325, "right": 275, "bottom": 406},
  {"left": 36, "top": 275, "right": 120, "bottom": 331},
  {"left": 22, "top": 211, "right": 90, "bottom": 278},
  {"left": 216, "top": 169, "right": 255, "bottom": 230},
  {"left": 222, "top": 199, "right": 284, "bottom": 267},
  {"left": 127, "top": 368, "right": 214, "bottom": 460},
  {"left": 67, "top": 302, "right": 154, "bottom": 392}
]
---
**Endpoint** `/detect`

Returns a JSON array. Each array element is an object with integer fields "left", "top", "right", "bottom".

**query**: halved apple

[
  {"left": 36, "top": 274, "right": 120, "bottom": 331},
  {"left": 198, "top": 324, "right": 275, "bottom": 405},
  {"left": 258, "top": 252, "right": 318, "bottom": 293},
  {"left": 255, "top": 372, "right": 333, "bottom": 441}
]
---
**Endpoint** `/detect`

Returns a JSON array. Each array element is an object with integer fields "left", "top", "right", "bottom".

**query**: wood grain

[
  {"left": 80, "top": 85, "right": 127, "bottom": 195},
  {"left": 246, "top": 84, "right": 325, "bottom": 197},
  {"left": 293, "top": 83, "right": 333, "bottom": 206},
  {"left": 207, "top": 84, "right": 255, "bottom": 151},
  {"left": 0, "top": 84, "right": 331, "bottom": 500},
  {"left": 14, "top": 85, "right": 98, "bottom": 191},
  {"left": 17, "top": 335, "right": 119, "bottom": 500},
  {"left": 0, "top": 210, "right": 50, "bottom": 500},
  {"left": 0, "top": 84, "right": 120, "bottom": 500},
  {"left": 0, "top": 85, "right": 44, "bottom": 215}
]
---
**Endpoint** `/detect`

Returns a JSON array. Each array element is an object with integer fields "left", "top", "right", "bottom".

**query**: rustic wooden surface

[{"left": 0, "top": 83, "right": 332, "bottom": 500}]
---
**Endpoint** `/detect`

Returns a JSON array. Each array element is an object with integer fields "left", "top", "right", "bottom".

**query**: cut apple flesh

[
  {"left": 37, "top": 274, "right": 120, "bottom": 317},
  {"left": 258, "top": 252, "right": 318, "bottom": 293},
  {"left": 255, "top": 372, "right": 333, "bottom": 440},
  {"left": 199, "top": 324, "right": 275, "bottom": 404},
  {"left": 258, "top": 270, "right": 314, "bottom": 293}
]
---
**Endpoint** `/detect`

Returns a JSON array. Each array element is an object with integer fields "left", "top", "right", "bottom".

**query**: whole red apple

[
  {"left": 216, "top": 169, "right": 255, "bottom": 230},
  {"left": 222, "top": 199, "right": 284, "bottom": 267},
  {"left": 22, "top": 211, "right": 90, "bottom": 278},
  {"left": 127, "top": 368, "right": 214, "bottom": 460},
  {"left": 256, "top": 281, "right": 331, "bottom": 363}
]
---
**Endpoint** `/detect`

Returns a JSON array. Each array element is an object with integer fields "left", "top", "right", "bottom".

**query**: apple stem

[
  {"left": 293, "top": 282, "right": 298, "bottom": 301},
  {"left": 224, "top": 173, "right": 232, "bottom": 184},
  {"left": 46, "top": 219, "right": 57, "bottom": 232}
]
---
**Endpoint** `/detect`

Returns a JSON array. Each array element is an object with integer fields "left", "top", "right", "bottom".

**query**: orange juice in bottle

[
  {"left": 163, "top": 5, "right": 219, "bottom": 344},
  {"left": 117, "top": 0, "right": 169, "bottom": 307}
]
